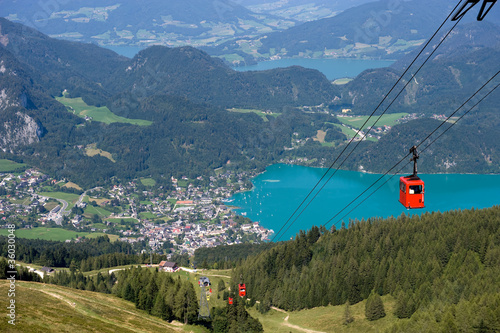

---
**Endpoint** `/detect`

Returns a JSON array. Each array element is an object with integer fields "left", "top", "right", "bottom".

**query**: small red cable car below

[
  {"left": 399, "top": 146, "right": 425, "bottom": 209},
  {"left": 228, "top": 297, "right": 233, "bottom": 305},
  {"left": 238, "top": 284, "right": 246, "bottom": 297}
]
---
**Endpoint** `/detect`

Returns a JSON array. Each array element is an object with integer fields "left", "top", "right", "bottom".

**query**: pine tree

[
  {"left": 394, "top": 291, "right": 416, "bottom": 319},
  {"left": 174, "top": 282, "right": 198, "bottom": 324},
  {"left": 441, "top": 311, "right": 458, "bottom": 333},
  {"left": 343, "top": 301, "right": 354, "bottom": 325},
  {"left": 218, "top": 279, "right": 226, "bottom": 292},
  {"left": 365, "top": 291, "right": 386, "bottom": 321},
  {"left": 346, "top": 257, "right": 362, "bottom": 305},
  {"left": 122, "top": 281, "right": 135, "bottom": 302},
  {"left": 151, "top": 294, "right": 167, "bottom": 320}
]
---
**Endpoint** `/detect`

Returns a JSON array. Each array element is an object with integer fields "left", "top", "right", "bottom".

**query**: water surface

[
  {"left": 233, "top": 58, "right": 395, "bottom": 80},
  {"left": 231, "top": 164, "right": 500, "bottom": 241}
]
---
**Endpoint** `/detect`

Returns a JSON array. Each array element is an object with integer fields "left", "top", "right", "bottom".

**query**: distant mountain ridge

[
  {"left": 207, "top": 0, "right": 500, "bottom": 64},
  {"left": 0, "top": 0, "right": 294, "bottom": 49},
  {"left": 0, "top": 17, "right": 338, "bottom": 110}
]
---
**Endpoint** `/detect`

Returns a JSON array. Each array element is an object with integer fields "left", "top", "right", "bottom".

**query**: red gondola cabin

[
  {"left": 238, "top": 284, "right": 246, "bottom": 297},
  {"left": 228, "top": 297, "right": 233, "bottom": 305},
  {"left": 399, "top": 146, "right": 425, "bottom": 209},
  {"left": 399, "top": 175, "right": 425, "bottom": 209}
]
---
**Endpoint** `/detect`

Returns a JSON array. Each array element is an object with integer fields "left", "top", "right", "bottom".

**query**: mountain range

[
  {"left": 0, "top": 17, "right": 341, "bottom": 187},
  {"left": 1, "top": 15, "right": 499, "bottom": 187},
  {"left": 208, "top": 0, "right": 500, "bottom": 64}
]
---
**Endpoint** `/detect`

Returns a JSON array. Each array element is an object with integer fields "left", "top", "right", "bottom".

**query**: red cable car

[
  {"left": 238, "top": 283, "right": 246, "bottom": 297},
  {"left": 399, "top": 146, "right": 425, "bottom": 209},
  {"left": 228, "top": 297, "right": 233, "bottom": 305}
]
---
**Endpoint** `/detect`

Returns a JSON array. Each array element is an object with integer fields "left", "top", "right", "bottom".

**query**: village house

[
  {"left": 159, "top": 261, "right": 179, "bottom": 272},
  {"left": 41, "top": 266, "right": 55, "bottom": 275}
]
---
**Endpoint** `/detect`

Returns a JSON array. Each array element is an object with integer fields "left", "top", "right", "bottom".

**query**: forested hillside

[
  {"left": 231, "top": 206, "right": 500, "bottom": 331},
  {"left": 106, "top": 45, "right": 339, "bottom": 110},
  {"left": 194, "top": 242, "right": 276, "bottom": 269},
  {"left": 0, "top": 236, "right": 139, "bottom": 268},
  {"left": 341, "top": 117, "right": 500, "bottom": 174}
]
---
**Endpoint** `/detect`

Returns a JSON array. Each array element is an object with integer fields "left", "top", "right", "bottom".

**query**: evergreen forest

[{"left": 230, "top": 206, "right": 500, "bottom": 331}]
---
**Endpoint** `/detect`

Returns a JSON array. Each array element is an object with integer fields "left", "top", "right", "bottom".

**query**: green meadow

[
  {"left": 337, "top": 113, "right": 408, "bottom": 130},
  {"left": 0, "top": 227, "right": 111, "bottom": 242},
  {"left": 56, "top": 94, "right": 152, "bottom": 126},
  {"left": 227, "top": 108, "right": 281, "bottom": 122},
  {"left": 0, "top": 159, "right": 27, "bottom": 172}
]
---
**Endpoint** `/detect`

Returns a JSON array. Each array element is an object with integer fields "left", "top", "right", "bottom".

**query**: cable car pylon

[{"left": 198, "top": 277, "right": 211, "bottom": 319}]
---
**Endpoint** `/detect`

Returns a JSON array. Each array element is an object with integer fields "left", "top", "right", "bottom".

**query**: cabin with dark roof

[{"left": 159, "top": 261, "right": 179, "bottom": 272}]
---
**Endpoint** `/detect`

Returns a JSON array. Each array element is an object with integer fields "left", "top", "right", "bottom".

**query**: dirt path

[
  {"left": 202, "top": 273, "right": 231, "bottom": 278},
  {"left": 37, "top": 289, "right": 76, "bottom": 308},
  {"left": 271, "top": 306, "right": 287, "bottom": 313},
  {"left": 182, "top": 267, "right": 231, "bottom": 279},
  {"left": 282, "top": 315, "right": 326, "bottom": 333},
  {"left": 271, "top": 307, "right": 326, "bottom": 333}
]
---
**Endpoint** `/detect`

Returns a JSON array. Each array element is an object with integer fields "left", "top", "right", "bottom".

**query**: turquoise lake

[
  {"left": 230, "top": 164, "right": 500, "bottom": 241},
  {"left": 233, "top": 58, "right": 395, "bottom": 80},
  {"left": 104, "top": 45, "right": 145, "bottom": 58},
  {"left": 104, "top": 45, "right": 394, "bottom": 80}
]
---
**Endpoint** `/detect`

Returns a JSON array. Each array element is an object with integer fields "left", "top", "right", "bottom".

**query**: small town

[{"left": 0, "top": 167, "right": 274, "bottom": 256}]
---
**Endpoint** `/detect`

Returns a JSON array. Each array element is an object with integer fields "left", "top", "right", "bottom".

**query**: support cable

[{"left": 272, "top": 2, "right": 464, "bottom": 241}]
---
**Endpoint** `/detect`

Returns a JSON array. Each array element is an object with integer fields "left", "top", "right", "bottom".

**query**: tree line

[{"left": 0, "top": 235, "right": 163, "bottom": 270}]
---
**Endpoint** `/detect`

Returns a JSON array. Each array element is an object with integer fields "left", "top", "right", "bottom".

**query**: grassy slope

[
  {"left": 56, "top": 95, "right": 152, "bottom": 126},
  {"left": 0, "top": 228, "right": 117, "bottom": 242},
  {"left": 245, "top": 295, "right": 398, "bottom": 333},
  {"left": 332, "top": 123, "right": 359, "bottom": 139},
  {"left": 85, "top": 147, "right": 116, "bottom": 163},
  {"left": 140, "top": 178, "right": 157, "bottom": 186},
  {"left": 0, "top": 264, "right": 404, "bottom": 332},
  {"left": 62, "top": 182, "right": 83, "bottom": 191},
  {"left": 0, "top": 159, "right": 27, "bottom": 172},
  {"left": 227, "top": 108, "right": 281, "bottom": 122},
  {"left": 337, "top": 113, "right": 408, "bottom": 129},
  {"left": 107, "top": 217, "right": 138, "bottom": 222},
  {"left": 0, "top": 281, "right": 196, "bottom": 333},
  {"left": 84, "top": 204, "right": 113, "bottom": 218}
]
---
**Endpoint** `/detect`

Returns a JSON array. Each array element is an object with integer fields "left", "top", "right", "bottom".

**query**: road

[
  {"left": 55, "top": 198, "right": 69, "bottom": 225},
  {"left": 76, "top": 191, "right": 87, "bottom": 207},
  {"left": 38, "top": 194, "right": 69, "bottom": 225}
]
